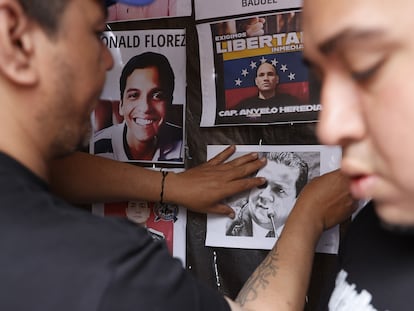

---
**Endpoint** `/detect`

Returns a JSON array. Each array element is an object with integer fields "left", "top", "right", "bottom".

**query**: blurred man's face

[
  {"left": 126, "top": 201, "right": 150, "bottom": 225},
  {"left": 303, "top": 0, "right": 414, "bottom": 227},
  {"left": 255, "top": 62, "right": 279, "bottom": 98},
  {"left": 42, "top": 0, "right": 113, "bottom": 157},
  {"left": 119, "top": 66, "right": 167, "bottom": 144},
  {"left": 248, "top": 161, "right": 298, "bottom": 231}
]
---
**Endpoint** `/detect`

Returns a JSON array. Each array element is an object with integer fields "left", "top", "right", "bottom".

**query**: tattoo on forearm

[{"left": 236, "top": 249, "right": 279, "bottom": 306}]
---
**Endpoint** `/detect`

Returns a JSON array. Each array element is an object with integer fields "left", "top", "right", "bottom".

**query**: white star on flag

[
  {"left": 235, "top": 78, "right": 242, "bottom": 86},
  {"left": 231, "top": 55, "right": 302, "bottom": 89},
  {"left": 280, "top": 64, "right": 288, "bottom": 72}
]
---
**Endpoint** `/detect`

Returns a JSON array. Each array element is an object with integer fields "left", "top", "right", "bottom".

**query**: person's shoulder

[
  {"left": 273, "top": 92, "right": 303, "bottom": 104},
  {"left": 226, "top": 202, "right": 253, "bottom": 236},
  {"left": 1, "top": 184, "right": 157, "bottom": 265},
  {"left": 339, "top": 201, "right": 376, "bottom": 256},
  {"left": 50, "top": 203, "right": 166, "bottom": 266},
  {"left": 93, "top": 124, "right": 124, "bottom": 155},
  {"left": 47, "top": 198, "right": 150, "bottom": 242},
  {"left": 157, "top": 123, "right": 183, "bottom": 159},
  {"left": 349, "top": 201, "right": 376, "bottom": 228},
  {"left": 160, "top": 122, "right": 182, "bottom": 138}
]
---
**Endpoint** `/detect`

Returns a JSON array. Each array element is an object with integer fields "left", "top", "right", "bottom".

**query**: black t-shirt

[
  {"left": 327, "top": 201, "right": 414, "bottom": 310},
  {"left": 0, "top": 153, "right": 230, "bottom": 311}
]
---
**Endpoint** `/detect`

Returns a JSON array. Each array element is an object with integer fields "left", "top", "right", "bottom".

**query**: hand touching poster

[{"left": 206, "top": 145, "right": 342, "bottom": 254}]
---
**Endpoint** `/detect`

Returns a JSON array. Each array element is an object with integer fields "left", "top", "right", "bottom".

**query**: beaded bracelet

[{"left": 160, "top": 170, "right": 169, "bottom": 205}]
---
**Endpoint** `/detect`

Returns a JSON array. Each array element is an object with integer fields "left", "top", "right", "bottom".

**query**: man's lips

[
  {"left": 133, "top": 117, "right": 154, "bottom": 126},
  {"left": 349, "top": 174, "right": 375, "bottom": 199},
  {"left": 256, "top": 204, "right": 275, "bottom": 217}
]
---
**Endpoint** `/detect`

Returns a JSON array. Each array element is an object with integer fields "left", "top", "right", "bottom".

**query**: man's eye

[
  {"left": 96, "top": 27, "right": 107, "bottom": 40},
  {"left": 273, "top": 186, "right": 287, "bottom": 196},
  {"left": 350, "top": 59, "right": 385, "bottom": 82},
  {"left": 127, "top": 92, "right": 139, "bottom": 99},
  {"left": 275, "top": 187, "right": 285, "bottom": 194},
  {"left": 152, "top": 91, "right": 166, "bottom": 101}
]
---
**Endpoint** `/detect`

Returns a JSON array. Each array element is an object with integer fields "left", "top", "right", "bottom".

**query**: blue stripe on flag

[{"left": 223, "top": 52, "right": 308, "bottom": 90}]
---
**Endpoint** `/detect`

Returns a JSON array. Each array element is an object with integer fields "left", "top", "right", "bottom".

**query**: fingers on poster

[
  {"left": 206, "top": 145, "right": 342, "bottom": 254},
  {"left": 196, "top": 1, "right": 317, "bottom": 126}
]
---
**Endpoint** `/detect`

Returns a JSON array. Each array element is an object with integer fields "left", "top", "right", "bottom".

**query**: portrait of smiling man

[{"left": 93, "top": 51, "right": 183, "bottom": 163}]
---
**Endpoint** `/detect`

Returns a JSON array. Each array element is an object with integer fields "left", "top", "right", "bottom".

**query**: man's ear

[
  {"left": 118, "top": 100, "right": 124, "bottom": 116},
  {"left": 0, "top": 0, "right": 38, "bottom": 86}
]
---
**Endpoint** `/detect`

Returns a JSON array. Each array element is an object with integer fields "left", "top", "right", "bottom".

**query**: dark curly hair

[
  {"left": 265, "top": 152, "right": 309, "bottom": 197},
  {"left": 119, "top": 52, "right": 175, "bottom": 104},
  {"left": 17, "top": 0, "right": 106, "bottom": 35}
]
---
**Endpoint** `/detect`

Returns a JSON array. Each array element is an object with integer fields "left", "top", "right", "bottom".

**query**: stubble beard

[
  {"left": 46, "top": 58, "right": 96, "bottom": 159},
  {"left": 49, "top": 114, "right": 92, "bottom": 159}
]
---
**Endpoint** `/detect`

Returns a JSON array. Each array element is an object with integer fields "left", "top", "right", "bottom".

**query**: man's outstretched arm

[
  {"left": 226, "top": 170, "right": 356, "bottom": 311},
  {"left": 49, "top": 146, "right": 266, "bottom": 216}
]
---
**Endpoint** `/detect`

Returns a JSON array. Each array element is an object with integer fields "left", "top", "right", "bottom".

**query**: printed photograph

[
  {"left": 90, "top": 29, "right": 186, "bottom": 164},
  {"left": 92, "top": 197, "right": 187, "bottom": 265},
  {"left": 205, "top": 145, "right": 342, "bottom": 253},
  {"left": 107, "top": 0, "right": 191, "bottom": 21},
  {"left": 198, "top": 10, "right": 320, "bottom": 126}
]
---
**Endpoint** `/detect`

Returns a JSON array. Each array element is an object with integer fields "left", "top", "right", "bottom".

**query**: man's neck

[
  {"left": 124, "top": 126, "right": 157, "bottom": 161},
  {"left": 258, "top": 90, "right": 276, "bottom": 99},
  {"left": 0, "top": 147, "right": 49, "bottom": 182}
]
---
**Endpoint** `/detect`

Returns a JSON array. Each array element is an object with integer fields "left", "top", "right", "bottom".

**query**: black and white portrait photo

[{"left": 206, "top": 145, "right": 342, "bottom": 254}]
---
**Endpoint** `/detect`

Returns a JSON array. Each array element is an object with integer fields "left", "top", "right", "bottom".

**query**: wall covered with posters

[{"left": 92, "top": 1, "right": 343, "bottom": 310}]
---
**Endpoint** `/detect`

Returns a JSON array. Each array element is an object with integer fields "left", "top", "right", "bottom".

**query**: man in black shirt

[{"left": 302, "top": 0, "right": 414, "bottom": 309}]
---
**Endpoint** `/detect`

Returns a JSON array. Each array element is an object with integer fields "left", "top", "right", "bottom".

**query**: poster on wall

[
  {"left": 92, "top": 169, "right": 187, "bottom": 265},
  {"left": 205, "top": 145, "right": 342, "bottom": 254},
  {"left": 194, "top": 0, "right": 302, "bottom": 21},
  {"left": 107, "top": 0, "right": 192, "bottom": 22},
  {"left": 90, "top": 29, "right": 186, "bottom": 165},
  {"left": 198, "top": 10, "right": 320, "bottom": 127}
]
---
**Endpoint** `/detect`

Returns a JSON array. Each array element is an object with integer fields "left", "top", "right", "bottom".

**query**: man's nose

[
  {"left": 134, "top": 96, "right": 150, "bottom": 112},
  {"left": 317, "top": 72, "right": 365, "bottom": 146},
  {"left": 259, "top": 186, "right": 275, "bottom": 203}
]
